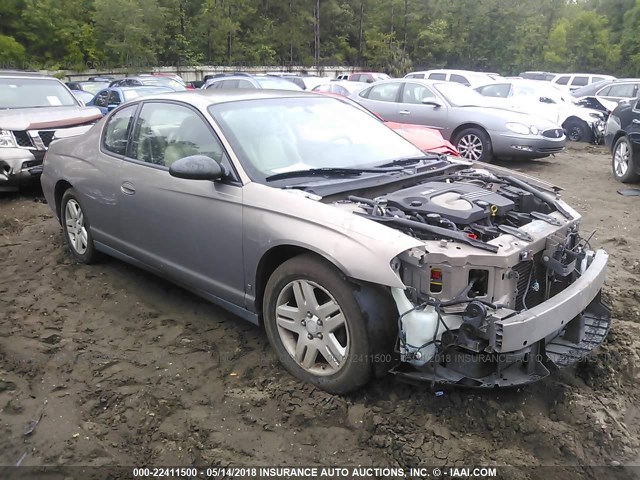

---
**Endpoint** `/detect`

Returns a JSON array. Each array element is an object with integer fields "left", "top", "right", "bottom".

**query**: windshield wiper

[
  {"left": 376, "top": 155, "right": 441, "bottom": 168},
  {"left": 265, "top": 166, "right": 404, "bottom": 182}
]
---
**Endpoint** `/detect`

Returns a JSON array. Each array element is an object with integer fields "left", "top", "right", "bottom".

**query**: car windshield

[
  {"left": 0, "top": 77, "right": 78, "bottom": 108},
  {"left": 79, "top": 82, "right": 107, "bottom": 95},
  {"left": 122, "top": 87, "right": 173, "bottom": 101},
  {"left": 140, "top": 78, "right": 186, "bottom": 91},
  {"left": 433, "top": 82, "right": 488, "bottom": 107},
  {"left": 254, "top": 77, "right": 303, "bottom": 90},
  {"left": 209, "top": 96, "right": 423, "bottom": 182}
]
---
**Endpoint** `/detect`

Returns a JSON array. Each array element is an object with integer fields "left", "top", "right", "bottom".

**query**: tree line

[{"left": 1, "top": 0, "right": 639, "bottom": 76}]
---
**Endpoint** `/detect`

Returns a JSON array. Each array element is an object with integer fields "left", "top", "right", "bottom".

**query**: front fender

[{"left": 242, "top": 183, "right": 424, "bottom": 299}]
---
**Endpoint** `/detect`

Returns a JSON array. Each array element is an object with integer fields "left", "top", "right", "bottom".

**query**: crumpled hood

[{"left": 0, "top": 106, "right": 102, "bottom": 131}]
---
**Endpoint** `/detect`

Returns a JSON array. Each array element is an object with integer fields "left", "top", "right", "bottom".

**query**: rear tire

[
  {"left": 61, "top": 188, "right": 99, "bottom": 264},
  {"left": 452, "top": 127, "right": 493, "bottom": 162},
  {"left": 612, "top": 136, "right": 640, "bottom": 183},
  {"left": 263, "top": 254, "right": 376, "bottom": 394}
]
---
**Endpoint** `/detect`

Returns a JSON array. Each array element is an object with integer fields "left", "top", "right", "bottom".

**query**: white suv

[
  {"left": 552, "top": 73, "right": 616, "bottom": 91},
  {"left": 404, "top": 69, "right": 501, "bottom": 88}
]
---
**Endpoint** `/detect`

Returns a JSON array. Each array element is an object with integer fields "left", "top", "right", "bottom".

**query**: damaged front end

[{"left": 350, "top": 168, "right": 611, "bottom": 387}]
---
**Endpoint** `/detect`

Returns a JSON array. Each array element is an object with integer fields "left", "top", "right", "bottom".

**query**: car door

[
  {"left": 117, "top": 100, "right": 245, "bottom": 306},
  {"left": 628, "top": 98, "right": 640, "bottom": 151},
  {"left": 83, "top": 104, "right": 138, "bottom": 247},
  {"left": 355, "top": 82, "right": 403, "bottom": 121},
  {"left": 396, "top": 82, "right": 449, "bottom": 133}
]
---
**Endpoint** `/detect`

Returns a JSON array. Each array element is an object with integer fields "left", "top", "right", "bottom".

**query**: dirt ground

[{"left": 0, "top": 143, "right": 639, "bottom": 478}]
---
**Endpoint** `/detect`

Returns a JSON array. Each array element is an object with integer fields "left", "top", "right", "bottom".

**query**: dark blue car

[{"left": 87, "top": 86, "right": 174, "bottom": 115}]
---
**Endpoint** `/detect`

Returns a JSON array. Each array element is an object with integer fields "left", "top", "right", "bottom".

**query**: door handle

[
  {"left": 121, "top": 182, "right": 136, "bottom": 195},
  {"left": 399, "top": 110, "right": 411, "bottom": 115},
  {"left": 633, "top": 119, "right": 640, "bottom": 125}
]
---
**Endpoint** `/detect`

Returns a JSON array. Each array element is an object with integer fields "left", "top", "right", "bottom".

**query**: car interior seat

[{"left": 164, "top": 115, "right": 222, "bottom": 168}]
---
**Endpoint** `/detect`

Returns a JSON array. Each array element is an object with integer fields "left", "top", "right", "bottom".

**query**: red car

[
  {"left": 384, "top": 121, "right": 459, "bottom": 156},
  {"left": 314, "top": 85, "right": 459, "bottom": 156},
  {"left": 347, "top": 72, "right": 391, "bottom": 83}
]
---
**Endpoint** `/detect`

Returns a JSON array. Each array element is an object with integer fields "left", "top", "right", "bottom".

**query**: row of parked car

[{"left": 1, "top": 67, "right": 639, "bottom": 193}]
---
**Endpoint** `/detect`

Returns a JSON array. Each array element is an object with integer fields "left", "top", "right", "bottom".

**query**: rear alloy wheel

[
  {"left": 453, "top": 127, "right": 492, "bottom": 162},
  {"left": 61, "top": 188, "right": 99, "bottom": 264},
  {"left": 612, "top": 136, "right": 640, "bottom": 183},
  {"left": 263, "top": 254, "right": 373, "bottom": 394}
]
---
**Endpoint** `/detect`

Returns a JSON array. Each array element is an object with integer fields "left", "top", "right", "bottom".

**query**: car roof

[
  {"left": 0, "top": 71, "right": 58, "bottom": 80},
  {"left": 407, "top": 69, "right": 494, "bottom": 76},
  {"left": 124, "top": 89, "right": 324, "bottom": 109},
  {"left": 0, "top": 70, "right": 46, "bottom": 78}
]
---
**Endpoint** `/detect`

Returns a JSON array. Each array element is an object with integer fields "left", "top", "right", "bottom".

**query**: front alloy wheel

[
  {"left": 612, "top": 136, "right": 640, "bottom": 183},
  {"left": 453, "top": 127, "right": 492, "bottom": 162},
  {"left": 263, "top": 254, "right": 374, "bottom": 394},
  {"left": 275, "top": 279, "right": 349, "bottom": 375}
]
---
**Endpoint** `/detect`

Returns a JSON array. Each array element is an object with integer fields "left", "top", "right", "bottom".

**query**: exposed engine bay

[{"left": 343, "top": 165, "right": 611, "bottom": 388}]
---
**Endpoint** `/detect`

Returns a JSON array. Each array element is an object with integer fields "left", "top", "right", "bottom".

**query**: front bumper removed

[{"left": 391, "top": 249, "right": 611, "bottom": 388}]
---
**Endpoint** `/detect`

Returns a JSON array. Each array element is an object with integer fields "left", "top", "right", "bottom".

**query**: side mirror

[
  {"left": 539, "top": 97, "right": 555, "bottom": 104},
  {"left": 107, "top": 104, "right": 119, "bottom": 111},
  {"left": 422, "top": 99, "right": 443, "bottom": 108},
  {"left": 169, "top": 155, "right": 224, "bottom": 181}
]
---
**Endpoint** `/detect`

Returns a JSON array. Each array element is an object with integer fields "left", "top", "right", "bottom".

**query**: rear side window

[
  {"left": 103, "top": 105, "right": 137, "bottom": 156},
  {"left": 450, "top": 74, "right": 470, "bottom": 86},
  {"left": 476, "top": 84, "right": 511, "bottom": 97},
  {"left": 366, "top": 83, "right": 402, "bottom": 102},
  {"left": 220, "top": 79, "right": 239, "bottom": 89},
  {"left": 607, "top": 83, "right": 637, "bottom": 98},
  {"left": 406, "top": 73, "right": 425, "bottom": 79},
  {"left": 592, "top": 76, "right": 605, "bottom": 83},
  {"left": 428, "top": 73, "right": 447, "bottom": 80},
  {"left": 572, "top": 76, "right": 589, "bottom": 87},
  {"left": 555, "top": 76, "right": 570, "bottom": 85}
]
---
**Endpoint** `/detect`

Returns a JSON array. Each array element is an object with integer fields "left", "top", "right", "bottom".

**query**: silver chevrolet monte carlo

[{"left": 41, "top": 90, "right": 611, "bottom": 393}]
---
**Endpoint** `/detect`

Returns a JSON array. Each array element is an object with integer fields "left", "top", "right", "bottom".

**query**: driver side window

[
  {"left": 401, "top": 83, "right": 436, "bottom": 104},
  {"left": 103, "top": 105, "right": 137, "bottom": 156},
  {"left": 128, "top": 102, "right": 227, "bottom": 170}
]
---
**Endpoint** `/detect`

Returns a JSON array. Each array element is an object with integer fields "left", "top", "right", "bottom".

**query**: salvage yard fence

[{"left": 58, "top": 65, "right": 365, "bottom": 82}]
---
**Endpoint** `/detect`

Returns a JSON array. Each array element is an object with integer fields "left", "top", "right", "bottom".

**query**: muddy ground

[{"left": 0, "top": 143, "right": 639, "bottom": 478}]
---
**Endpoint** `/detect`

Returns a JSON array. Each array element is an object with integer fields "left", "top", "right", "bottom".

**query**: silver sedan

[{"left": 349, "top": 79, "right": 566, "bottom": 162}]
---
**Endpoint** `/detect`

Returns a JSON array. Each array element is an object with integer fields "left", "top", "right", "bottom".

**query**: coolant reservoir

[
  {"left": 392, "top": 288, "right": 464, "bottom": 367},
  {"left": 392, "top": 288, "right": 439, "bottom": 367}
]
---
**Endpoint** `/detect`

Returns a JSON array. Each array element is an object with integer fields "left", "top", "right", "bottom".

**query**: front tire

[
  {"left": 453, "top": 127, "right": 492, "bottom": 162},
  {"left": 61, "top": 188, "right": 99, "bottom": 264},
  {"left": 263, "top": 254, "right": 374, "bottom": 394},
  {"left": 563, "top": 118, "right": 592, "bottom": 142},
  {"left": 612, "top": 136, "right": 640, "bottom": 183}
]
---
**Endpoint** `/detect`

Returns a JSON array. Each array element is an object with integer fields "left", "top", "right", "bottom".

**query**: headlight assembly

[
  {"left": 506, "top": 123, "right": 531, "bottom": 135},
  {"left": 0, "top": 130, "right": 17, "bottom": 148}
]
